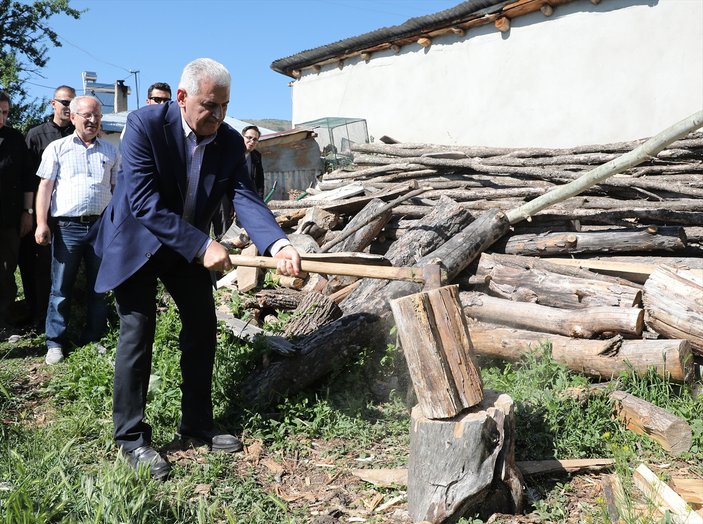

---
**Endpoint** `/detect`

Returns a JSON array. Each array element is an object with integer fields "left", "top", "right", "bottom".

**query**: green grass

[{"left": 2, "top": 302, "right": 701, "bottom": 522}]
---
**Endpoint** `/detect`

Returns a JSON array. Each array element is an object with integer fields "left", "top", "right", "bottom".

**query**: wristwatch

[{"left": 23, "top": 208, "right": 34, "bottom": 215}]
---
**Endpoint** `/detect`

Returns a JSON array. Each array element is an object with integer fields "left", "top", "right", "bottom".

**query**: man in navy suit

[{"left": 92, "top": 58, "right": 300, "bottom": 480}]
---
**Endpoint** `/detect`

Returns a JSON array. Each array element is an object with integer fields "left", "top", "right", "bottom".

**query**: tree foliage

[{"left": 0, "top": 0, "right": 82, "bottom": 132}]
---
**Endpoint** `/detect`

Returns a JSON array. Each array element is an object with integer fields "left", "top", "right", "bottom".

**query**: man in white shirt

[{"left": 35, "top": 95, "right": 120, "bottom": 364}]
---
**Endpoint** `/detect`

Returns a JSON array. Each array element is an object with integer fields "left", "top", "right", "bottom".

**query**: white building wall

[{"left": 291, "top": 0, "right": 703, "bottom": 148}]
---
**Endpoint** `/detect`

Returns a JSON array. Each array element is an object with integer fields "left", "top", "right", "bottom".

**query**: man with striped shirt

[{"left": 35, "top": 95, "right": 120, "bottom": 364}]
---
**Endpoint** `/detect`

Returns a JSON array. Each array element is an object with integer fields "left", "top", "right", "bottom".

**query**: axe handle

[{"left": 229, "top": 255, "right": 425, "bottom": 283}]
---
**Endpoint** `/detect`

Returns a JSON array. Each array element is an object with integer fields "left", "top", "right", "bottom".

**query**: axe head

[{"left": 422, "top": 262, "right": 445, "bottom": 290}]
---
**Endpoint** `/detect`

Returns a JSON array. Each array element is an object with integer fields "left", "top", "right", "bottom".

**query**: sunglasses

[
  {"left": 149, "top": 96, "right": 171, "bottom": 104},
  {"left": 54, "top": 99, "right": 72, "bottom": 107}
]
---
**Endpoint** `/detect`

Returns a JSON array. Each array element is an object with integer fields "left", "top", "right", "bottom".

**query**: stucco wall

[{"left": 290, "top": 0, "right": 703, "bottom": 147}]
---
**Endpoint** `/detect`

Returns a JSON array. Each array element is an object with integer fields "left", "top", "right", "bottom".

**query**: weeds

[{"left": 2, "top": 307, "right": 701, "bottom": 522}]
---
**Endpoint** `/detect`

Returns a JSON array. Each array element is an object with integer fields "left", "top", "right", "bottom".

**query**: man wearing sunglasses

[
  {"left": 22, "top": 85, "right": 77, "bottom": 331},
  {"left": 145, "top": 82, "right": 171, "bottom": 105}
]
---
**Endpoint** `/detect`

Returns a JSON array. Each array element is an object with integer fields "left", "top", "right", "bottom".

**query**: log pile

[
  {"left": 213, "top": 118, "right": 703, "bottom": 523},
  {"left": 224, "top": 129, "right": 702, "bottom": 393}
]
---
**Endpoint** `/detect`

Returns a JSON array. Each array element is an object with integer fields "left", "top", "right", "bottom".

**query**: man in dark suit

[{"left": 91, "top": 58, "right": 300, "bottom": 480}]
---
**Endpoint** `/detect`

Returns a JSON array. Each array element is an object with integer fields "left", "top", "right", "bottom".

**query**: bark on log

[
  {"left": 504, "top": 227, "right": 687, "bottom": 256},
  {"left": 475, "top": 253, "right": 643, "bottom": 309},
  {"left": 460, "top": 292, "right": 644, "bottom": 338},
  {"left": 390, "top": 285, "right": 483, "bottom": 419},
  {"left": 610, "top": 390, "right": 692, "bottom": 456},
  {"left": 343, "top": 197, "right": 474, "bottom": 312},
  {"left": 323, "top": 198, "right": 392, "bottom": 253},
  {"left": 241, "top": 313, "right": 383, "bottom": 404},
  {"left": 643, "top": 266, "right": 703, "bottom": 356},
  {"left": 506, "top": 110, "right": 703, "bottom": 224},
  {"left": 242, "top": 207, "right": 508, "bottom": 405},
  {"left": 467, "top": 320, "right": 693, "bottom": 382},
  {"left": 255, "top": 288, "right": 303, "bottom": 310},
  {"left": 282, "top": 292, "right": 342, "bottom": 339},
  {"left": 408, "top": 392, "right": 524, "bottom": 523}
]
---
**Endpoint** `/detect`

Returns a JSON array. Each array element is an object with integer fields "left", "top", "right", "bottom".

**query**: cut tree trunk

[
  {"left": 475, "top": 253, "right": 643, "bottom": 309},
  {"left": 408, "top": 391, "right": 524, "bottom": 523},
  {"left": 460, "top": 292, "right": 643, "bottom": 338},
  {"left": 610, "top": 390, "right": 692, "bottom": 456},
  {"left": 390, "top": 285, "right": 483, "bottom": 419},
  {"left": 282, "top": 292, "right": 342, "bottom": 339},
  {"left": 466, "top": 320, "right": 693, "bottom": 383},
  {"left": 643, "top": 266, "right": 703, "bottom": 356},
  {"left": 503, "top": 227, "right": 687, "bottom": 256}
]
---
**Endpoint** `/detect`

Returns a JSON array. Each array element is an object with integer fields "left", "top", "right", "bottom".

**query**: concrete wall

[{"left": 290, "top": 0, "right": 703, "bottom": 148}]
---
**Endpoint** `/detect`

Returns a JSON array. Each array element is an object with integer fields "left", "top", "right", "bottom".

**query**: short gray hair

[
  {"left": 69, "top": 95, "right": 102, "bottom": 113},
  {"left": 178, "top": 58, "right": 231, "bottom": 95}
]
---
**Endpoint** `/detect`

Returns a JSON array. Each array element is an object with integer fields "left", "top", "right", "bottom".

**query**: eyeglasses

[
  {"left": 74, "top": 112, "right": 102, "bottom": 121},
  {"left": 149, "top": 96, "right": 171, "bottom": 104},
  {"left": 244, "top": 136, "right": 259, "bottom": 142},
  {"left": 53, "top": 99, "right": 72, "bottom": 107}
]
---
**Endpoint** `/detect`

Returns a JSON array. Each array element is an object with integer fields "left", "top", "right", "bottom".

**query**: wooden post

[{"left": 390, "top": 285, "right": 483, "bottom": 419}]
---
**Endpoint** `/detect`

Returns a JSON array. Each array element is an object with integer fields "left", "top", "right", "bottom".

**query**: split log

[
  {"left": 644, "top": 266, "right": 703, "bottom": 356},
  {"left": 466, "top": 320, "right": 693, "bottom": 383},
  {"left": 282, "top": 292, "right": 342, "bottom": 339},
  {"left": 504, "top": 226, "right": 687, "bottom": 256},
  {"left": 460, "top": 292, "right": 644, "bottom": 338},
  {"left": 611, "top": 391, "right": 692, "bottom": 455},
  {"left": 237, "top": 244, "right": 259, "bottom": 293},
  {"left": 517, "top": 458, "right": 615, "bottom": 476},
  {"left": 390, "top": 285, "right": 483, "bottom": 419},
  {"left": 408, "top": 391, "right": 524, "bottom": 523},
  {"left": 633, "top": 464, "right": 703, "bottom": 524},
  {"left": 475, "top": 253, "right": 643, "bottom": 309},
  {"left": 669, "top": 479, "right": 703, "bottom": 505}
]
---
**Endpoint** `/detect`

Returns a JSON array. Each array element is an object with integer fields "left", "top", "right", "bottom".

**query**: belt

[{"left": 56, "top": 215, "right": 101, "bottom": 224}]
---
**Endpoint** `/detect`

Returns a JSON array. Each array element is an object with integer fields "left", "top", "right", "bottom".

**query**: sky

[{"left": 23, "top": 0, "right": 462, "bottom": 121}]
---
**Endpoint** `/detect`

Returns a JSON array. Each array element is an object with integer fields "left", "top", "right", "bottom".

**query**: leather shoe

[
  {"left": 121, "top": 445, "right": 171, "bottom": 480},
  {"left": 177, "top": 428, "right": 243, "bottom": 453}
]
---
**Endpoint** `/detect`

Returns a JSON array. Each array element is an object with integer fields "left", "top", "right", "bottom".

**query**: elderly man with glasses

[
  {"left": 22, "top": 85, "right": 77, "bottom": 330},
  {"left": 35, "top": 95, "right": 120, "bottom": 364}
]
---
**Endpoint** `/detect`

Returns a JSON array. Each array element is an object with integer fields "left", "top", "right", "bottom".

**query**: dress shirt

[{"left": 37, "top": 133, "right": 119, "bottom": 217}]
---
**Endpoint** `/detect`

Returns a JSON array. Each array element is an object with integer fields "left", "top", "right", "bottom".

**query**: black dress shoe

[
  {"left": 121, "top": 445, "right": 171, "bottom": 480},
  {"left": 177, "top": 428, "right": 243, "bottom": 453}
]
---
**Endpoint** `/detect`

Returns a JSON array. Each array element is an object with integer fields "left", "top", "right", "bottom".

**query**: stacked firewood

[{"left": 218, "top": 128, "right": 703, "bottom": 406}]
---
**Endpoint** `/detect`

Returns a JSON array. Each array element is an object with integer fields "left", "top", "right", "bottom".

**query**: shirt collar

[{"left": 71, "top": 131, "right": 101, "bottom": 146}]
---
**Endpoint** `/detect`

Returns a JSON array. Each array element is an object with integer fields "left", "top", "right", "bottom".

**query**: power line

[{"left": 55, "top": 33, "right": 132, "bottom": 74}]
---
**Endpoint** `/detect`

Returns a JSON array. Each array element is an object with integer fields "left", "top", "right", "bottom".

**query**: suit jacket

[{"left": 91, "top": 101, "right": 285, "bottom": 293}]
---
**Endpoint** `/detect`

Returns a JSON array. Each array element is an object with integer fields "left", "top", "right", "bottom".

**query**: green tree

[{"left": 0, "top": 0, "right": 82, "bottom": 132}]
